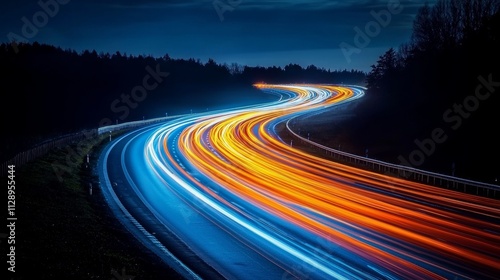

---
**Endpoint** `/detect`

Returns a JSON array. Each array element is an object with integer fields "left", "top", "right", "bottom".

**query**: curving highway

[{"left": 98, "top": 84, "right": 500, "bottom": 280}]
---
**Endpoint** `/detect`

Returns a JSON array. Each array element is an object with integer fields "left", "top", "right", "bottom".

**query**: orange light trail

[{"left": 153, "top": 84, "right": 500, "bottom": 279}]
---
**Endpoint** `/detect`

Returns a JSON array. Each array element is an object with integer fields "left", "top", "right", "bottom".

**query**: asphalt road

[{"left": 98, "top": 84, "right": 500, "bottom": 280}]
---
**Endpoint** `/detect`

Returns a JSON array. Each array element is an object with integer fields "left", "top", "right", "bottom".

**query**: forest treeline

[
  {"left": 336, "top": 0, "right": 500, "bottom": 182},
  {"left": 0, "top": 42, "right": 366, "bottom": 162}
]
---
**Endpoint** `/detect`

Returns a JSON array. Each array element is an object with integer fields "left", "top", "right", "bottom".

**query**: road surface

[{"left": 98, "top": 84, "right": 500, "bottom": 280}]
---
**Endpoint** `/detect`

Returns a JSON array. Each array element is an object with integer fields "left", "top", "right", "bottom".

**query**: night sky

[{"left": 1, "top": 0, "right": 435, "bottom": 72}]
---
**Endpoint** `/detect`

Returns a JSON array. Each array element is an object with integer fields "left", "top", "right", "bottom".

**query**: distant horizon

[
  {"left": 3, "top": 40, "right": 374, "bottom": 73},
  {"left": 1, "top": 0, "right": 435, "bottom": 74}
]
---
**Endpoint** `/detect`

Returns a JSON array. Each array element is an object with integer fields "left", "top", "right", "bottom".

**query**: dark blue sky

[{"left": 1, "top": 0, "right": 435, "bottom": 72}]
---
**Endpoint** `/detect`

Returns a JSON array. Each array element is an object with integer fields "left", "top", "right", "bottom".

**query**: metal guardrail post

[{"left": 285, "top": 116, "right": 499, "bottom": 199}]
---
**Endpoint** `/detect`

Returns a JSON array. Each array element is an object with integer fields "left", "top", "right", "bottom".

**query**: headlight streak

[{"left": 132, "top": 84, "right": 499, "bottom": 279}]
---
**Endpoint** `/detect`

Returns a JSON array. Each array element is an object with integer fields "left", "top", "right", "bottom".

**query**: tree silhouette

[
  {"left": 346, "top": 0, "right": 500, "bottom": 182},
  {"left": 366, "top": 48, "right": 398, "bottom": 90},
  {"left": 0, "top": 41, "right": 366, "bottom": 163}
]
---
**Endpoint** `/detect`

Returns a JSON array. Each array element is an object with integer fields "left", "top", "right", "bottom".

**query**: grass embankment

[
  {"left": 275, "top": 122, "right": 350, "bottom": 163},
  {"left": 276, "top": 120, "right": 500, "bottom": 199},
  {"left": 13, "top": 130, "right": 183, "bottom": 279}
]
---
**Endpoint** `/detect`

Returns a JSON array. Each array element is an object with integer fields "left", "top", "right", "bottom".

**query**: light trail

[{"left": 104, "top": 84, "right": 500, "bottom": 280}]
